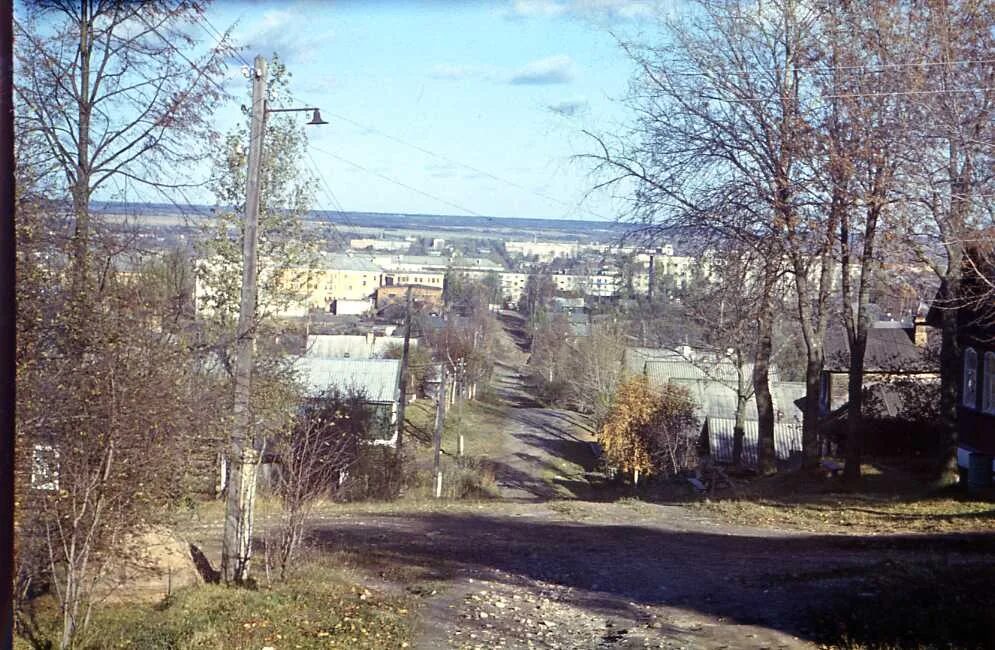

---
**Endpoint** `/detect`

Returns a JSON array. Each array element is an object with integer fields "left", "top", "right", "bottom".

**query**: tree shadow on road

[{"left": 312, "top": 510, "right": 995, "bottom": 649}]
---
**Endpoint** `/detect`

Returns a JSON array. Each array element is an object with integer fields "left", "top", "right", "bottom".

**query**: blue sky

[{"left": 197, "top": 0, "right": 665, "bottom": 221}]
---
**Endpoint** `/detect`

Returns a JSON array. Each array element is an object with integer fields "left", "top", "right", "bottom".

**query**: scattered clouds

[
  {"left": 431, "top": 55, "right": 576, "bottom": 86},
  {"left": 547, "top": 98, "right": 589, "bottom": 116},
  {"left": 509, "top": 54, "right": 575, "bottom": 85},
  {"left": 234, "top": 9, "right": 331, "bottom": 66},
  {"left": 503, "top": 0, "right": 655, "bottom": 21}
]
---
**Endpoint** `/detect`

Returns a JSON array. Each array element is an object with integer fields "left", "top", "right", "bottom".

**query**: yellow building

[{"left": 195, "top": 253, "right": 384, "bottom": 318}]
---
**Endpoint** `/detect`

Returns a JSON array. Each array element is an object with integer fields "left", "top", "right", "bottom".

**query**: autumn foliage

[{"left": 597, "top": 377, "right": 699, "bottom": 479}]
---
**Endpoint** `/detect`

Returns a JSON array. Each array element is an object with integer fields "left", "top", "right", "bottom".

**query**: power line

[
  {"left": 191, "top": 12, "right": 254, "bottom": 70},
  {"left": 325, "top": 111, "right": 612, "bottom": 221},
  {"left": 824, "top": 86, "right": 994, "bottom": 99},
  {"left": 309, "top": 144, "right": 488, "bottom": 218},
  {"left": 135, "top": 13, "right": 232, "bottom": 99}
]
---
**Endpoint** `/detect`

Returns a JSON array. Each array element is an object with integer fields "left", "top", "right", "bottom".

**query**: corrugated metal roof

[
  {"left": 667, "top": 378, "right": 804, "bottom": 425},
  {"left": 305, "top": 335, "right": 416, "bottom": 359},
  {"left": 646, "top": 359, "right": 781, "bottom": 385},
  {"left": 622, "top": 347, "right": 684, "bottom": 375},
  {"left": 705, "top": 417, "right": 803, "bottom": 467},
  {"left": 293, "top": 358, "right": 401, "bottom": 403},
  {"left": 669, "top": 378, "right": 752, "bottom": 421}
]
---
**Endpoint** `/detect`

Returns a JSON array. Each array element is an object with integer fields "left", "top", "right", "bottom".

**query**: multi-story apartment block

[{"left": 506, "top": 240, "right": 580, "bottom": 261}]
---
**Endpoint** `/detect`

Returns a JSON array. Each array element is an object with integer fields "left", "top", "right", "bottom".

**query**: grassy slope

[{"left": 16, "top": 564, "right": 413, "bottom": 649}]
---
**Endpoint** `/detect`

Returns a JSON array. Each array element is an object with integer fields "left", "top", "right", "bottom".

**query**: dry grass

[
  {"left": 693, "top": 462, "right": 995, "bottom": 534},
  {"left": 16, "top": 562, "right": 414, "bottom": 649}
]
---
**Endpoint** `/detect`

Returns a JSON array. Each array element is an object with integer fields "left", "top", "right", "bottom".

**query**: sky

[{"left": 192, "top": 0, "right": 667, "bottom": 221}]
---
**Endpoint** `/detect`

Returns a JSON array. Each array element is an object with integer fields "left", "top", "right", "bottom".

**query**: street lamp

[{"left": 266, "top": 105, "right": 328, "bottom": 126}]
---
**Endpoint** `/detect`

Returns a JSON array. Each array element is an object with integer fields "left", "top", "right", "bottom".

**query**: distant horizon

[{"left": 89, "top": 199, "right": 631, "bottom": 231}]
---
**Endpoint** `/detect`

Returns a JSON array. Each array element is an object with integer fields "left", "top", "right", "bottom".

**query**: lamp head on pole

[{"left": 307, "top": 109, "right": 328, "bottom": 126}]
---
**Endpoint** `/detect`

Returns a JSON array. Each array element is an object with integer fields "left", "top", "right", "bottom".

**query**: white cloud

[
  {"left": 429, "top": 56, "right": 576, "bottom": 85},
  {"left": 508, "top": 54, "right": 575, "bottom": 85},
  {"left": 234, "top": 9, "right": 331, "bottom": 65},
  {"left": 504, "top": 0, "right": 656, "bottom": 21}
]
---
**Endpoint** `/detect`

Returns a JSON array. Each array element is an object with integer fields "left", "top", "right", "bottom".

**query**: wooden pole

[
  {"left": 0, "top": 0, "right": 15, "bottom": 643},
  {"left": 222, "top": 55, "right": 267, "bottom": 585}
]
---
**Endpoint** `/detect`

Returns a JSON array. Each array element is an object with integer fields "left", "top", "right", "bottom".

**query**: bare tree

[
  {"left": 15, "top": 1, "right": 230, "bottom": 310},
  {"left": 267, "top": 388, "right": 372, "bottom": 581},
  {"left": 811, "top": 1, "right": 922, "bottom": 480},
  {"left": 586, "top": 0, "right": 833, "bottom": 469}
]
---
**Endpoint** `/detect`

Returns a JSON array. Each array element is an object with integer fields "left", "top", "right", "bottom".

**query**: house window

[
  {"left": 963, "top": 347, "right": 978, "bottom": 408},
  {"left": 984, "top": 352, "right": 995, "bottom": 414}
]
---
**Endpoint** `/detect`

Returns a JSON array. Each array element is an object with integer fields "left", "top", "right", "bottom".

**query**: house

[
  {"left": 376, "top": 284, "right": 444, "bottom": 310},
  {"left": 820, "top": 322, "right": 939, "bottom": 415},
  {"left": 819, "top": 320, "right": 940, "bottom": 456},
  {"left": 292, "top": 357, "right": 402, "bottom": 445},
  {"left": 304, "top": 333, "right": 416, "bottom": 359},
  {"left": 927, "top": 243, "right": 995, "bottom": 476},
  {"left": 624, "top": 346, "right": 802, "bottom": 468}
]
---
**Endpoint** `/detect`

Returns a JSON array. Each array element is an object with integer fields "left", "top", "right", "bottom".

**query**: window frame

[
  {"left": 963, "top": 347, "right": 978, "bottom": 409},
  {"left": 984, "top": 351, "right": 995, "bottom": 414}
]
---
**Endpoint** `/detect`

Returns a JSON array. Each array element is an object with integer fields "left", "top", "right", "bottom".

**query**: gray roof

[
  {"left": 824, "top": 326, "right": 936, "bottom": 373},
  {"left": 704, "top": 417, "right": 803, "bottom": 467},
  {"left": 645, "top": 359, "right": 780, "bottom": 385},
  {"left": 622, "top": 347, "right": 684, "bottom": 375},
  {"left": 292, "top": 358, "right": 400, "bottom": 403},
  {"left": 318, "top": 253, "right": 384, "bottom": 272},
  {"left": 623, "top": 346, "right": 783, "bottom": 384},
  {"left": 305, "top": 335, "right": 416, "bottom": 359},
  {"left": 668, "top": 378, "right": 804, "bottom": 425}
]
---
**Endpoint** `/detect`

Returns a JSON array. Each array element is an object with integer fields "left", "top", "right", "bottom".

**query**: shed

[
  {"left": 702, "top": 418, "right": 803, "bottom": 467},
  {"left": 292, "top": 357, "right": 401, "bottom": 444}
]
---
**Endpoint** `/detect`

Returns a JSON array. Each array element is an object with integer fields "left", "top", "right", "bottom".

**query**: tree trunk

[
  {"left": 936, "top": 266, "right": 962, "bottom": 485},
  {"left": 753, "top": 290, "right": 777, "bottom": 475},
  {"left": 733, "top": 394, "right": 747, "bottom": 467},
  {"left": 843, "top": 336, "right": 867, "bottom": 481}
]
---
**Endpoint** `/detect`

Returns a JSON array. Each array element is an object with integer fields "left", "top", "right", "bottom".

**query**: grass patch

[
  {"left": 805, "top": 560, "right": 995, "bottom": 649},
  {"left": 17, "top": 563, "right": 413, "bottom": 649}
]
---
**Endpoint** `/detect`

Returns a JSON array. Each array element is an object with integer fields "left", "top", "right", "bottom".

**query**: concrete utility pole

[
  {"left": 432, "top": 361, "right": 448, "bottom": 498},
  {"left": 394, "top": 286, "right": 414, "bottom": 458},
  {"left": 222, "top": 55, "right": 267, "bottom": 585}
]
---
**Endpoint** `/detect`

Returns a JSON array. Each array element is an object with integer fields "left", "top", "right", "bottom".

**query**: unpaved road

[
  {"left": 305, "top": 318, "right": 992, "bottom": 649},
  {"left": 182, "top": 314, "right": 994, "bottom": 649}
]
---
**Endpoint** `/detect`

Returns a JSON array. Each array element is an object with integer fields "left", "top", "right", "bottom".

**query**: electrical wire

[
  {"left": 309, "top": 145, "right": 488, "bottom": 218},
  {"left": 325, "top": 111, "right": 613, "bottom": 221}
]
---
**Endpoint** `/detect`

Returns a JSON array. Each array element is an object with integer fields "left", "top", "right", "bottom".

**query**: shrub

[{"left": 598, "top": 376, "right": 699, "bottom": 480}]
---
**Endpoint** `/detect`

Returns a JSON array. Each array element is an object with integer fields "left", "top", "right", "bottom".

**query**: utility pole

[
  {"left": 394, "top": 287, "right": 414, "bottom": 455},
  {"left": 647, "top": 252, "right": 655, "bottom": 303},
  {"left": 221, "top": 55, "right": 267, "bottom": 585},
  {"left": 393, "top": 286, "right": 414, "bottom": 493},
  {"left": 432, "top": 361, "right": 448, "bottom": 498},
  {"left": 1, "top": 0, "right": 15, "bottom": 644}
]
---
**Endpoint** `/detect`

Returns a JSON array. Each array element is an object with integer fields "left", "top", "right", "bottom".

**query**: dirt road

[{"left": 183, "top": 315, "right": 993, "bottom": 649}]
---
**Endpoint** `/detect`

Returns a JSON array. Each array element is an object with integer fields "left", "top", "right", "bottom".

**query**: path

[{"left": 487, "top": 360, "right": 598, "bottom": 501}]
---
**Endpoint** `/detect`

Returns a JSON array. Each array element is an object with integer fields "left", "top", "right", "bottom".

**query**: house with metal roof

[{"left": 292, "top": 357, "right": 401, "bottom": 444}]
